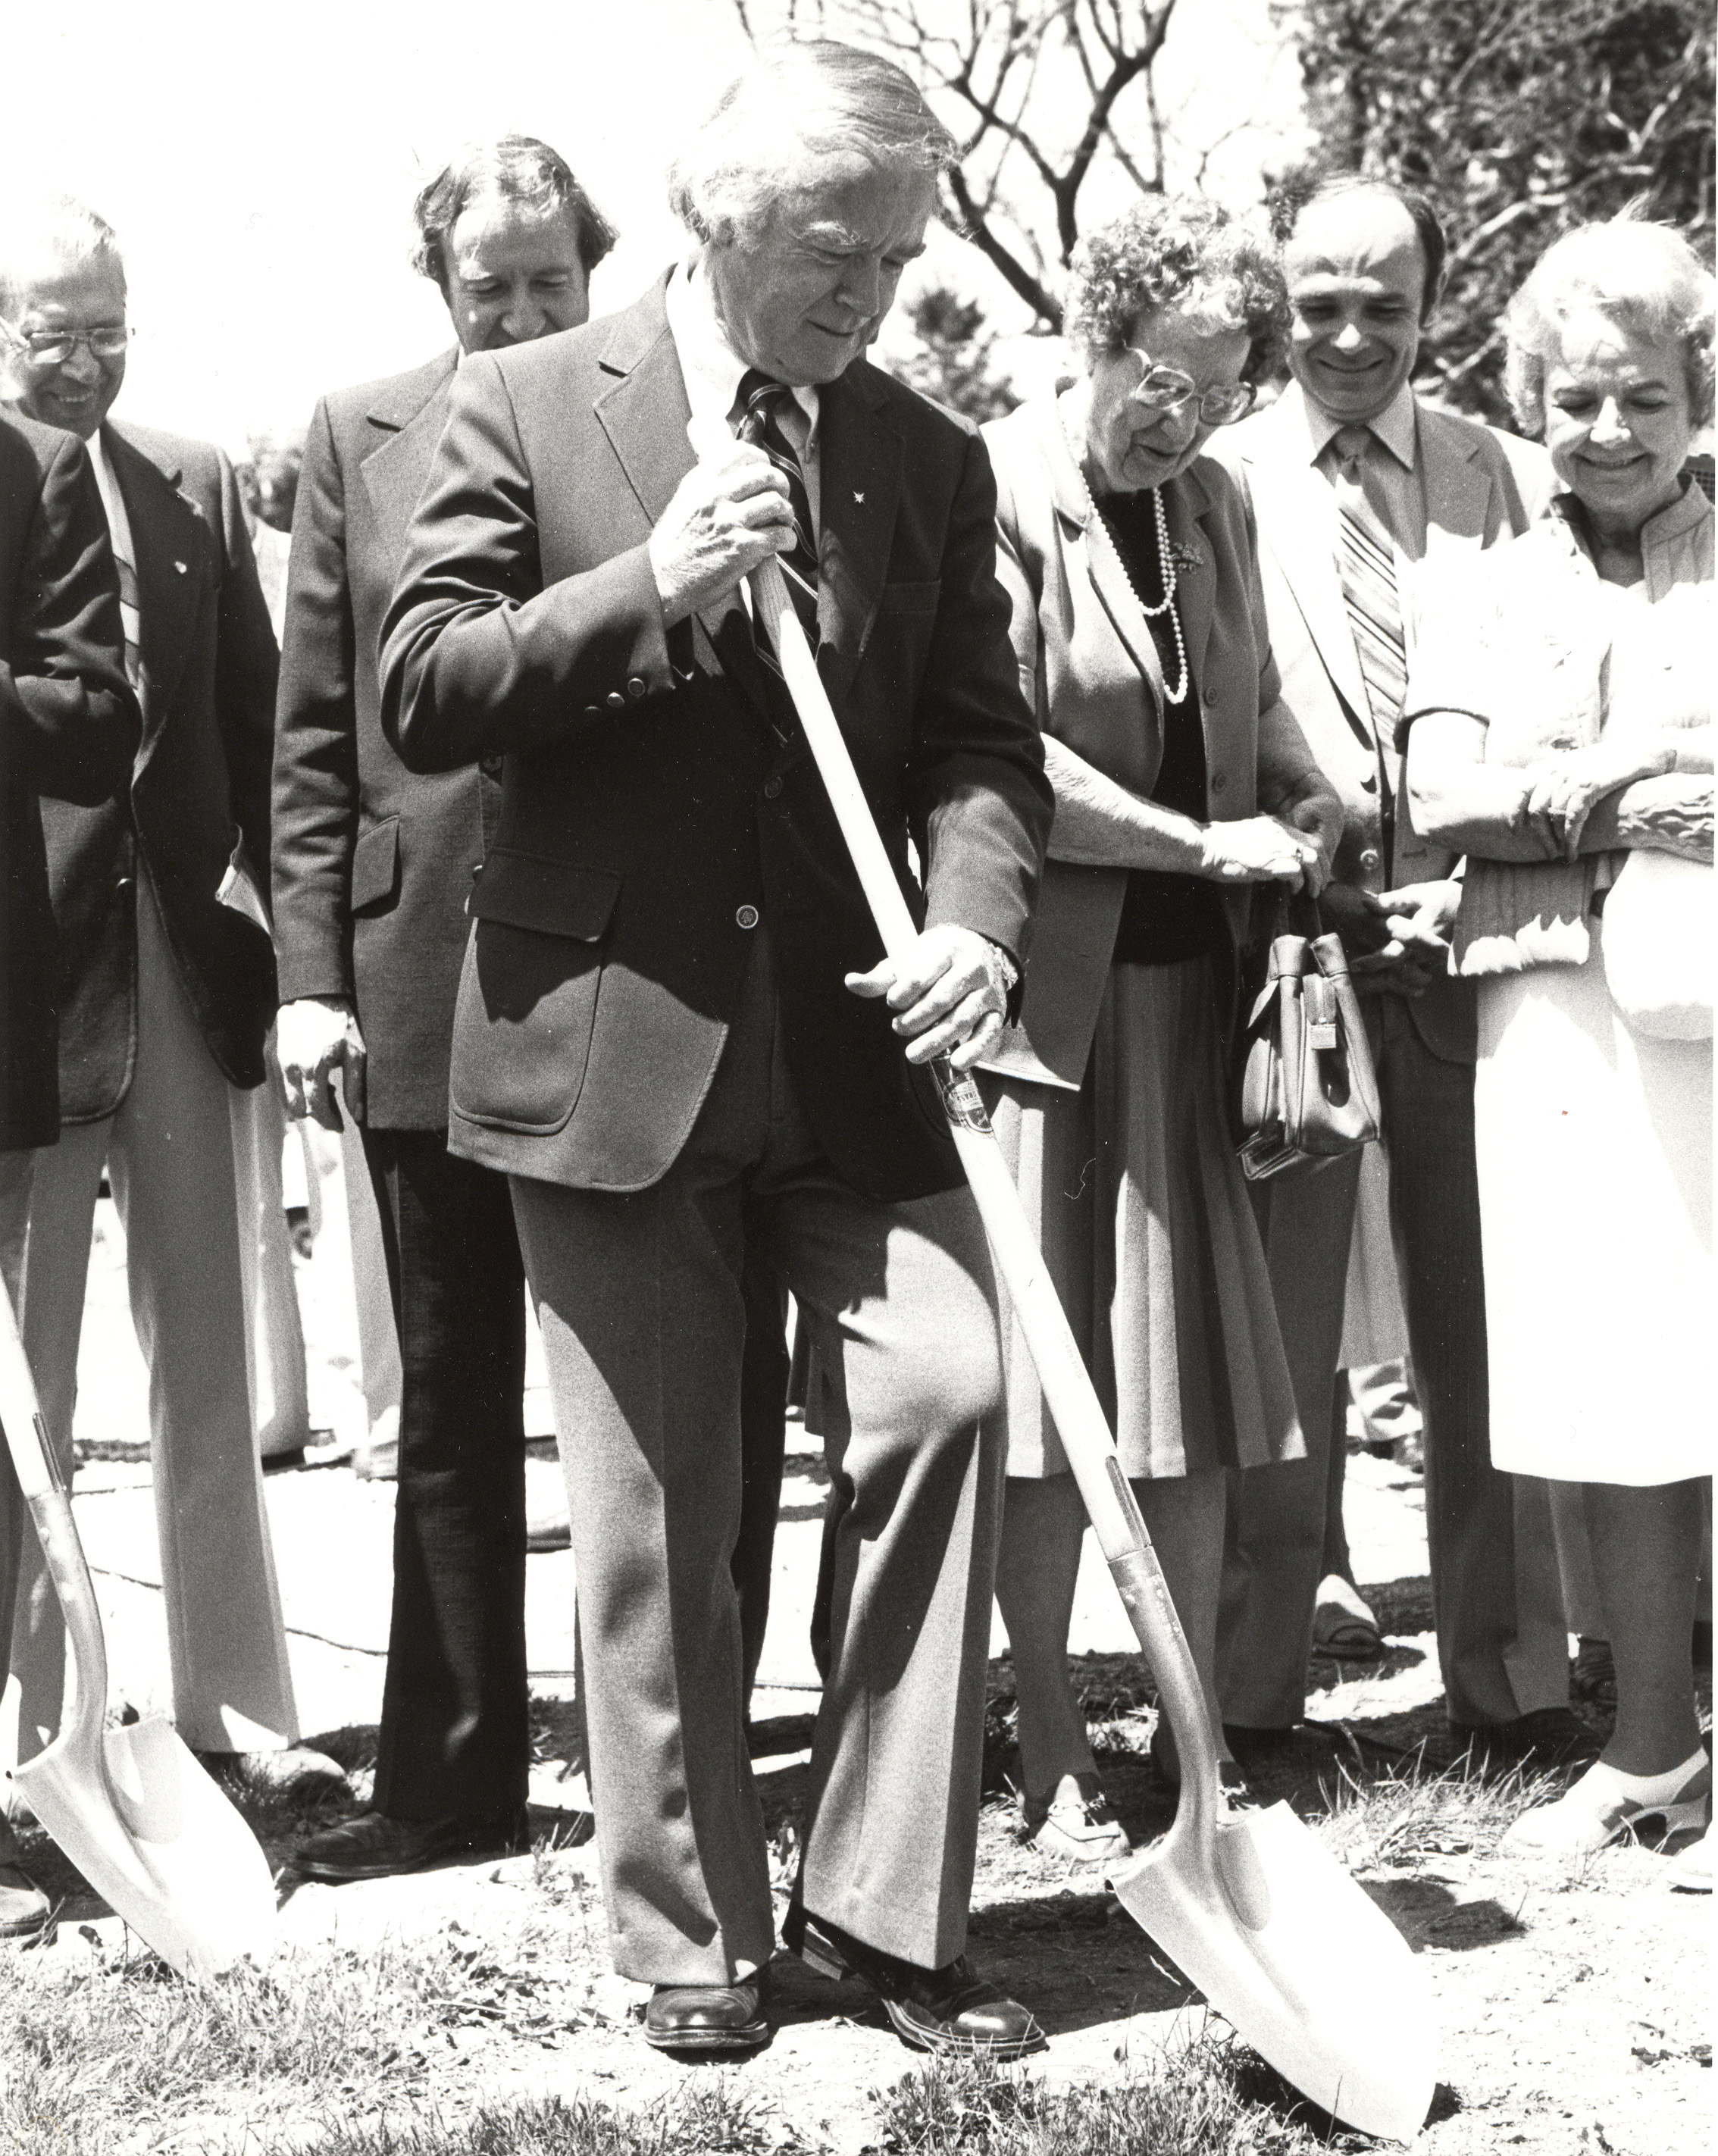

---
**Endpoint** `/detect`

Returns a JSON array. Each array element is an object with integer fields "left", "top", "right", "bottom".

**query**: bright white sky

[{"left": 1, "top": 0, "right": 1308, "bottom": 455}]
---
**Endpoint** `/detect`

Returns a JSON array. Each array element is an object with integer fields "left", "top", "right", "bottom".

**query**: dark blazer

[
  {"left": 980, "top": 394, "right": 1325, "bottom": 1092},
  {"left": 274, "top": 352, "right": 505, "bottom": 1128},
  {"left": 0, "top": 413, "right": 139, "bottom": 1150},
  {"left": 380, "top": 276, "right": 1051, "bottom": 1200},
  {"left": 1213, "top": 383, "right": 1552, "bottom": 1063},
  {"left": 42, "top": 421, "right": 279, "bottom": 1119}
]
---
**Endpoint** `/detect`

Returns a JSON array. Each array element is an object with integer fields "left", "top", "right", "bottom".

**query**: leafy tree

[{"left": 1280, "top": 0, "right": 1716, "bottom": 420}]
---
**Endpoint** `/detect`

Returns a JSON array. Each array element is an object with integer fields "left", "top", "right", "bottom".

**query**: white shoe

[
  {"left": 1667, "top": 1828, "right": 1712, "bottom": 1892},
  {"left": 1500, "top": 1748, "right": 1711, "bottom": 1860},
  {"left": 1021, "top": 1773, "right": 1131, "bottom": 1866}
]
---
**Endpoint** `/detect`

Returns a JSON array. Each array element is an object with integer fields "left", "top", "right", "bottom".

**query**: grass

[
  {"left": 871, "top": 2038, "right": 1358, "bottom": 2155},
  {"left": 1312, "top": 1754, "right": 1568, "bottom": 1869}
]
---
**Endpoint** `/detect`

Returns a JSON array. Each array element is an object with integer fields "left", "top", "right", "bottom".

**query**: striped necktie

[
  {"left": 734, "top": 371, "right": 820, "bottom": 659},
  {"left": 1331, "top": 425, "right": 1407, "bottom": 734},
  {"left": 112, "top": 551, "right": 142, "bottom": 690}
]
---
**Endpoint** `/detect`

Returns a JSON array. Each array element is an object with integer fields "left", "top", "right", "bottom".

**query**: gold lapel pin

[{"left": 853, "top": 490, "right": 865, "bottom": 505}]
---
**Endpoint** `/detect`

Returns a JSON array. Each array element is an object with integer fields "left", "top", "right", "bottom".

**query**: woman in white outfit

[{"left": 1404, "top": 214, "right": 1713, "bottom": 1884}]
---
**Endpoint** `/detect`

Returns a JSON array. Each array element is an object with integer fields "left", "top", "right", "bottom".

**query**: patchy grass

[
  {"left": 872, "top": 2035, "right": 1356, "bottom": 2154},
  {"left": 256, "top": 2081, "right": 796, "bottom": 2156},
  {"left": 1313, "top": 1755, "right": 1567, "bottom": 1869},
  {"left": 0, "top": 1920, "right": 602, "bottom": 2154}
]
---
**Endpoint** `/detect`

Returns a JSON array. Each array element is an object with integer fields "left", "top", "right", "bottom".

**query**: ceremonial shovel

[
  {"left": 746, "top": 554, "right": 1436, "bottom": 2142},
  {"left": 0, "top": 1278, "right": 276, "bottom": 1976}
]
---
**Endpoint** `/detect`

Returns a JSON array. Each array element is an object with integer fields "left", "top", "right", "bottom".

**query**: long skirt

[
  {"left": 984, "top": 956, "right": 1303, "bottom": 1482},
  {"left": 1474, "top": 921, "right": 1713, "bottom": 1486}
]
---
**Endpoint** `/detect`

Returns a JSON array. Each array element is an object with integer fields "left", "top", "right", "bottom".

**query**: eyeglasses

[
  {"left": 1115, "top": 347, "right": 1256, "bottom": 427},
  {"left": 10, "top": 326, "right": 131, "bottom": 365}
]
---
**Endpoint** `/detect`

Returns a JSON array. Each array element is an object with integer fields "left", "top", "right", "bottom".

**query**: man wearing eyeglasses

[
  {"left": 1209, "top": 174, "right": 1576, "bottom": 1775},
  {"left": 0, "top": 193, "right": 340, "bottom": 1795}
]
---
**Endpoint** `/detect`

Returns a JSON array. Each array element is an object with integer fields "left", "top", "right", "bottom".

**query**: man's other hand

[
  {"left": 277, "top": 997, "right": 367, "bottom": 1129},
  {"left": 648, "top": 443, "right": 796, "bottom": 627},
  {"left": 846, "top": 926, "right": 1013, "bottom": 1071}
]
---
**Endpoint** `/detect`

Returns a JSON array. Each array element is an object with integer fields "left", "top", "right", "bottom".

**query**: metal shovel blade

[
  {"left": 1112, "top": 1799, "right": 1437, "bottom": 2142},
  {"left": 17, "top": 1709, "right": 277, "bottom": 1977}
]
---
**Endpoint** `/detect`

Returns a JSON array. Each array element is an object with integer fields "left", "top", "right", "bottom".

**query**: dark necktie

[
  {"left": 1331, "top": 425, "right": 1407, "bottom": 733},
  {"left": 733, "top": 371, "right": 821, "bottom": 660}
]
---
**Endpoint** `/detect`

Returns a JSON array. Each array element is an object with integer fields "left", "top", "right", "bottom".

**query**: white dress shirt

[
  {"left": 664, "top": 259, "right": 823, "bottom": 536},
  {"left": 85, "top": 426, "right": 142, "bottom": 682}
]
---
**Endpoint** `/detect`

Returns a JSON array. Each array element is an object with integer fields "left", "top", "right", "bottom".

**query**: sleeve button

[
  {"left": 735, "top": 905, "right": 760, "bottom": 931},
  {"left": 583, "top": 704, "right": 601, "bottom": 718},
  {"left": 627, "top": 676, "right": 648, "bottom": 699},
  {"left": 480, "top": 755, "right": 503, "bottom": 780},
  {"left": 606, "top": 692, "right": 627, "bottom": 712},
  {"left": 763, "top": 776, "right": 783, "bottom": 800}
]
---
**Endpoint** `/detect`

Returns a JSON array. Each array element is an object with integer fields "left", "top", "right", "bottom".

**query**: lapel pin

[
  {"left": 174, "top": 560, "right": 187, "bottom": 574},
  {"left": 853, "top": 490, "right": 865, "bottom": 505}
]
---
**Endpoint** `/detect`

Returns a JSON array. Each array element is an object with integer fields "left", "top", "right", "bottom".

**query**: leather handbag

[
  {"left": 1599, "top": 848, "right": 1714, "bottom": 1041},
  {"left": 1236, "top": 895, "right": 1382, "bottom": 1182}
]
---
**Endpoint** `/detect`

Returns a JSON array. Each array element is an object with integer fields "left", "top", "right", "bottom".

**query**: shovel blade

[
  {"left": 1112, "top": 1800, "right": 1436, "bottom": 2142},
  {"left": 17, "top": 1713, "right": 276, "bottom": 1977}
]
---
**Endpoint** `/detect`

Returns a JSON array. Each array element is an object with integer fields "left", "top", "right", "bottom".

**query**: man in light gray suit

[{"left": 1211, "top": 174, "right": 1580, "bottom": 1765}]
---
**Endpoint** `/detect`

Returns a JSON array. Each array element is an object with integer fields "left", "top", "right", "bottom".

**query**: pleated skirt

[
  {"left": 984, "top": 956, "right": 1303, "bottom": 1482},
  {"left": 1474, "top": 923, "right": 1713, "bottom": 1486}
]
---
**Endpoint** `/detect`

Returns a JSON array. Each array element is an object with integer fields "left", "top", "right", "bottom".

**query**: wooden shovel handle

[{"left": 748, "top": 560, "right": 1222, "bottom": 1804}]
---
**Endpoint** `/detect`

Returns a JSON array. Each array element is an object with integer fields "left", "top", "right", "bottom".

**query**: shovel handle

[
  {"left": 0, "top": 1275, "right": 112, "bottom": 1761},
  {"left": 748, "top": 562, "right": 1222, "bottom": 1802}
]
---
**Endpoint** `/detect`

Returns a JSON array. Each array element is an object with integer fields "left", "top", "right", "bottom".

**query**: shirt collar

[
  {"left": 664, "top": 257, "right": 819, "bottom": 459},
  {"left": 1300, "top": 378, "right": 1419, "bottom": 471}
]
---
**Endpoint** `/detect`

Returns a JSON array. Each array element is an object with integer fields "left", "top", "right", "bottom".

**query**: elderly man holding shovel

[{"left": 380, "top": 42, "right": 1052, "bottom": 2060}]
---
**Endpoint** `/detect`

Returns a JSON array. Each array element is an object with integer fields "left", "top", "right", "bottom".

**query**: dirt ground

[{"left": 0, "top": 1201, "right": 1710, "bottom": 2154}]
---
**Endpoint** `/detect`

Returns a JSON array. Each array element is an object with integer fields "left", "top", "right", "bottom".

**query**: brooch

[{"left": 1166, "top": 540, "right": 1204, "bottom": 574}]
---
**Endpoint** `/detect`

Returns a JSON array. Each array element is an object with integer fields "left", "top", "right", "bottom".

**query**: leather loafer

[
  {"left": 293, "top": 1807, "right": 529, "bottom": 1883},
  {"left": 644, "top": 1970, "right": 771, "bottom": 2054},
  {"left": 0, "top": 1862, "right": 51, "bottom": 1941},
  {"left": 1449, "top": 1708, "right": 1601, "bottom": 1773},
  {"left": 783, "top": 1906, "right": 1045, "bottom": 2060}
]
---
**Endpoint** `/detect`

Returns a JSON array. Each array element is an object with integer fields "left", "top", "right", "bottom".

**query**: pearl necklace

[{"left": 1062, "top": 407, "right": 1189, "bottom": 704}]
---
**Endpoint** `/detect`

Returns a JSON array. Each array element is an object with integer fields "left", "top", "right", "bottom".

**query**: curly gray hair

[
  {"left": 1505, "top": 211, "right": 1716, "bottom": 436},
  {"left": 1066, "top": 195, "right": 1289, "bottom": 384},
  {"left": 667, "top": 42, "right": 955, "bottom": 249}
]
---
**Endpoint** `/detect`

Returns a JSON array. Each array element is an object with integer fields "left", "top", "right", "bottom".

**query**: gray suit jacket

[
  {"left": 273, "top": 350, "right": 513, "bottom": 1128},
  {"left": 1212, "top": 382, "right": 1553, "bottom": 1062}
]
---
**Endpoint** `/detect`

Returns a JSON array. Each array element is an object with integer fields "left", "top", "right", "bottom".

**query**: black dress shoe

[
  {"left": 783, "top": 1906, "right": 1045, "bottom": 2060},
  {"left": 1448, "top": 1707, "right": 1601, "bottom": 1772},
  {"left": 644, "top": 1970, "right": 772, "bottom": 2054},
  {"left": 293, "top": 1807, "right": 529, "bottom": 1883}
]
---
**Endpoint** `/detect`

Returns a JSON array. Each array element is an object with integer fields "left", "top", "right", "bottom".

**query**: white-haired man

[
  {"left": 0, "top": 199, "right": 339, "bottom": 1791},
  {"left": 381, "top": 44, "right": 1052, "bottom": 2058}
]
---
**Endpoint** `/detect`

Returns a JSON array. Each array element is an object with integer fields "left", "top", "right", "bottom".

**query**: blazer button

[
  {"left": 115, "top": 875, "right": 133, "bottom": 896},
  {"left": 1359, "top": 846, "right": 1382, "bottom": 872},
  {"left": 627, "top": 675, "right": 648, "bottom": 700},
  {"left": 763, "top": 776, "right": 783, "bottom": 800},
  {"left": 480, "top": 754, "right": 503, "bottom": 780},
  {"left": 1209, "top": 771, "right": 1227, "bottom": 793},
  {"left": 1360, "top": 772, "right": 1378, "bottom": 793},
  {"left": 584, "top": 704, "right": 601, "bottom": 718},
  {"left": 735, "top": 904, "right": 760, "bottom": 931},
  {"left": 1203, "top": 686, "right": 1218, "bottom": 706},
  {"left": 606, "top": 691, "right": 627, "bottom": 712}
]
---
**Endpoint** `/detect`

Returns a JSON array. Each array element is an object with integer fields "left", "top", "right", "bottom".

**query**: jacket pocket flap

[
  {"left": 350, "top": 819, "right": 400, "bottom": 912},
  {"left": 470, "top": 850, "right": 621, "bottom": 941}
]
